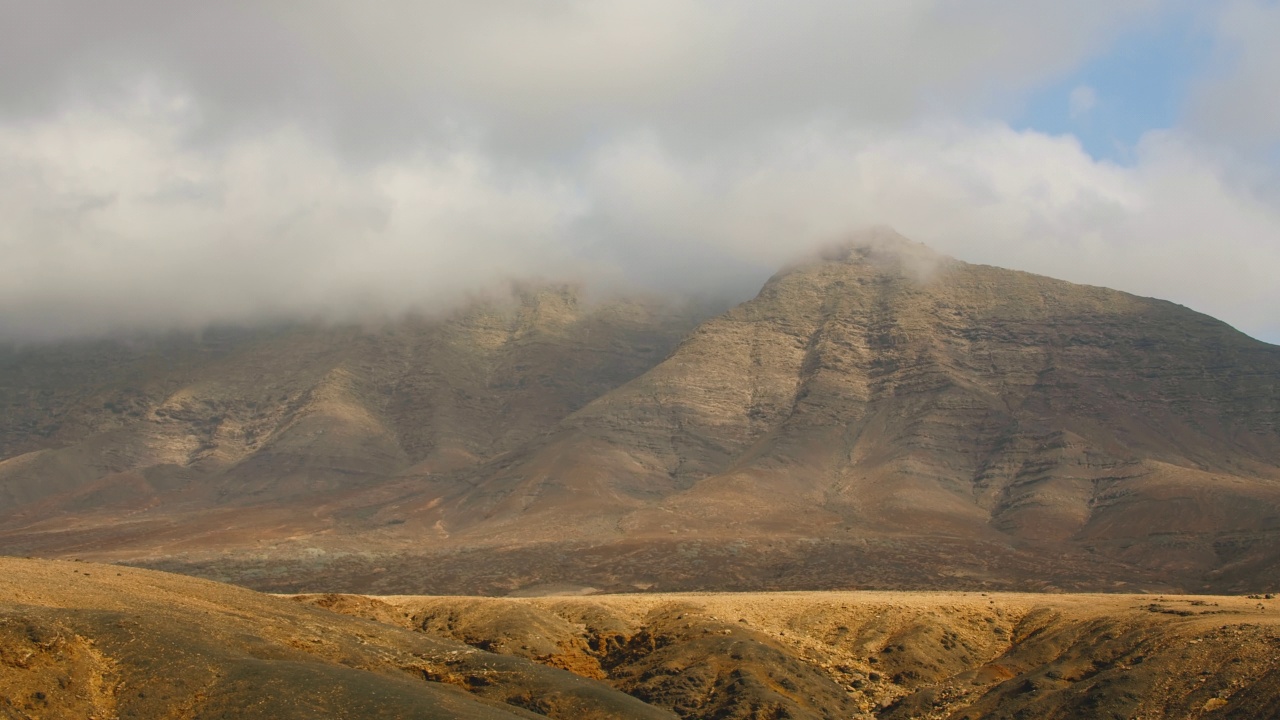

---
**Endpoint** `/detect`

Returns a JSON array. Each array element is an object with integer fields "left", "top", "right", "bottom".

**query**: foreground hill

[
  {"left": 0, "top": 557, "right": 675, "bottom": 719},
  {"left": 3, "top": 558, "right": 1278, "bottom": 719},
  {"left": 2, "top": 229, "right": 1279, "bottom": 593}
]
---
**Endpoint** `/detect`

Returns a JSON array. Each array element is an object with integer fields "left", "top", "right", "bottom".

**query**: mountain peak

[
  {"left": 2, "top": 241, "right": 1280, "bottom": 595},
  {"left": 770, "top": 227, "right": 951, "bottom": 286}
]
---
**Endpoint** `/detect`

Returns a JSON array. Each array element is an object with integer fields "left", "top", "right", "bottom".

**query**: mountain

[
  {"left": 2, "top": 229, "right": 1279, "bottom": 593},
  {"left": 0, "top": 286, "right": 709, "bottom": 562}
]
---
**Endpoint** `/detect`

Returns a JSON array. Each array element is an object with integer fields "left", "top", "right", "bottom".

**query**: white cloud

[
  {"left": 0, "top": 92, "right": 586, "bottom": 339},
  {"left": 574, "top": 123, "right": 1280, "bottom": 342},
  {"left": 4, "top": 85, "right": 1279, "bottom": 343},
  {"left": 2, "top": 1, "right": 1279, "bottom": 345}
]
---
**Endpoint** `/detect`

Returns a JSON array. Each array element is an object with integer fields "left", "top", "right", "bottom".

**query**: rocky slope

[{"left": 2, "top": 230, "right": 1279, "bottom": 593}]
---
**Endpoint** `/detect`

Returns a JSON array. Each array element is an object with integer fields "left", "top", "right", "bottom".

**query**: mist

[{"left": 2, "top": 1, "right": 1279, "bottom": 343}]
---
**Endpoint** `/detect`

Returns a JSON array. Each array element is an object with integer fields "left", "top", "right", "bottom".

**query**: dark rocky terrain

[{"left": 2, "top": 230, "right": 1279, "bottom": 594}]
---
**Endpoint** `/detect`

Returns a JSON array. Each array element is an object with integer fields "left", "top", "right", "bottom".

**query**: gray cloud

[
  {"left": 1189, "top": 0, "right": 1280, "bottom": 151},
  {"left": 1, "top": 0, "right": 1278, "bottom": 343},
  {"left": 0, "top": 0, "right": 1161, "bottom": 155}
]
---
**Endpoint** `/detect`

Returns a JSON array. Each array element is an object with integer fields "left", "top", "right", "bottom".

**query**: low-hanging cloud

[
  {"left": 1, "top": 0, "right": 1278, "bottom": 343},
  {"left": 0, "top": 93, "right": 587, "bottom": 337}
]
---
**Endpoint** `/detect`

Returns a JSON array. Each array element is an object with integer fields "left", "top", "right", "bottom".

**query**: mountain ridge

[{"left": 2, "top": 231, "right": 1279, "bottom": 594}]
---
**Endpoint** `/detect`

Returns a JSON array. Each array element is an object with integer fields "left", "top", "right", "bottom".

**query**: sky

[{"left": 1, "top": 1, "right": 1279, "bottom": 343}]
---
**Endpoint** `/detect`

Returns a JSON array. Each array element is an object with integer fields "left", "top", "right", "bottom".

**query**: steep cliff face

[{"left": 3, "top": 233, "right": 1279, "bottom": 593}]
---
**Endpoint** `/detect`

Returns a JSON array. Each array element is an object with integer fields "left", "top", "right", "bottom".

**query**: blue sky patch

[{"left": 1014, "top": 10, "right": 1215, "bottom": 163}]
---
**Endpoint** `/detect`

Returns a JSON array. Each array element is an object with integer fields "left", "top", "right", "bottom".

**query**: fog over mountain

[{"left": 2, "top": 1, "right": 1279, "bottom": 342}]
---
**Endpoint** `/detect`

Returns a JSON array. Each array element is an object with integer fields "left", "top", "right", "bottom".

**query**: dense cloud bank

[{"left": 2, "top": 1, "right": 1278, "bottom": 342}]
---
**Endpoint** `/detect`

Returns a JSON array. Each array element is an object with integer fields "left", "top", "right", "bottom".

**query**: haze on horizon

[{"left": 2, "top": 1, "right": 1279, "bottom": 343}]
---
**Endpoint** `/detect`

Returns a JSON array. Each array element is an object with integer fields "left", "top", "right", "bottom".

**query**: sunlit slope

[{"left": 0, "top": 557, "right": 675, "bottom": 719}]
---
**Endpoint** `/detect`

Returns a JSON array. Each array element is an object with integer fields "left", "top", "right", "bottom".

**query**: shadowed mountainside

[{"left": 2, "top": 230, "right": 1279, "bottom": 593}]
